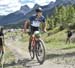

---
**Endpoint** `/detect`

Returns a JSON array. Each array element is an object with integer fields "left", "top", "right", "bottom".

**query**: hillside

[{"left": 1, "top": 0, "right": 75, "bottom": 25}]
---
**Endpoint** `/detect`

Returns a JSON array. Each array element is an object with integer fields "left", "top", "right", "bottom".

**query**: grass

[
  {"left": 5, "top": 29, "right": 75, "bottom": 50},
  {"left": 41, "top": 30, "right": 75, "bottom": 49},
  {"left": 5, "top": 30, "right": 75, "bottom": 68},
  {"left": 4, "top": 47, "right": 15, "bottom": 64},
  {"left": 14, "top": 29, "right": 75, "bottom": 50},
  {"left": 3, "top": 32, "right": 26, "bottom": 68}
]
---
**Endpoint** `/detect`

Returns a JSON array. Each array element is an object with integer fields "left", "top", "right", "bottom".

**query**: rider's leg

[
  {"left": 28, "top": 26, "right": 39, "bottom": 52},
  {"left": 28, "top": 26, "right": 34, "bottom": 52},
  {"left": 28, "top": 35, "right": 32, "bottom": 52}
]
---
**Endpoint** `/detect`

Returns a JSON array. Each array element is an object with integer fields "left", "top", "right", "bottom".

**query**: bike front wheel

[
  {"left": 36, "top": 39, "right": 46, "bottom": 64},
  {"left": 29, "top": 43, "right": 35, "bottom": 60}
]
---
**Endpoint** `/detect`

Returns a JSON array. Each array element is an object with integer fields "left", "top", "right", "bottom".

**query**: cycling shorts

[{"left": 29, "top": 26, "right": 39, "bottom": 35}]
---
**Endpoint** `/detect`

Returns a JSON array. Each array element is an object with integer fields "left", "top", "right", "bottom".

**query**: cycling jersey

[
  {"left": 29, "top": 15, "right": 45, "bottom": 27},
  {"left": 29, "top": 15, "right": 45, "bottom": 34}
]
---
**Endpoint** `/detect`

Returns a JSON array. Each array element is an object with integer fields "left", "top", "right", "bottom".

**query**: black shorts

[{"left": 29, "top": 26, "right": 39, "bottom": 35}]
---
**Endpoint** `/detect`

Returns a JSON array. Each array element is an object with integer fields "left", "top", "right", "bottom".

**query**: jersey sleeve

[
  {"left": 29, "top": 17, "right": 32, "bottom": 21},
  {"left": 29, "top": 16, "right": 33, "bottom": 22}
]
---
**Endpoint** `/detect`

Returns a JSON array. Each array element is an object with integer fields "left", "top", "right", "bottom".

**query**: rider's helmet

[{"left": 35, "top": 7, "right": 43, "bottom": 12}]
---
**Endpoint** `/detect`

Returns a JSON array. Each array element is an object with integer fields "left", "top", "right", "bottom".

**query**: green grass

[
  {"left": 3, "top": 29, "right": 75, "bottom": 68},
  {"left": 14, "top": 29, "right": 75, "bottom": 50},
  {"left": 4, "top": 47, "right": 15, "bottom": 64},
  {"left": 5, "top": 29, "right": 75, "bottom": 50},
  {"left": 41, "top": 30, "right": 75, "bottom": 49}
]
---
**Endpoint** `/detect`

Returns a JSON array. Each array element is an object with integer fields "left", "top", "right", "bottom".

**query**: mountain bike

[{"left": 29, "top": 31, "right": 46, "bottom": 64}]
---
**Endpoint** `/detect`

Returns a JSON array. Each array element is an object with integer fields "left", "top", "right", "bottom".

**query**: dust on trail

[{"left": 4, "top": 38, "right": 75, "bottom": 68}]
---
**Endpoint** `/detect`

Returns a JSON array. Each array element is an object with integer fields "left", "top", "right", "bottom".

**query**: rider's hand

[
  {"left": 24, "top": 29, "right": 26, "bottom": 33},
  {"left": 43, "top": 29, "right": 47, "bottom": 33},
  {"left": 22, "top": 29, "right": 26, "bottom": 33}
]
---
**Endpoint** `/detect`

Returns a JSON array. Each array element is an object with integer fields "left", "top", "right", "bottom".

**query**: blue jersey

[{"left": 29, "top": 15, "right": 45, "bottom": 27}]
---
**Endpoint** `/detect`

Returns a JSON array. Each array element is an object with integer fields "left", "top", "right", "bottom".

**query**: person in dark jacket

[
  {"left": 66, "top": 29, "right": 72, "bottom": 44},
  {"left": 0, "top": 26, "right": 4, "bottom": 63}
]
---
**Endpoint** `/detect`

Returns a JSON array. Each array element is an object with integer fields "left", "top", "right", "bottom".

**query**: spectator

[
  {"left": 0, "top": 26, "right": 4, "bottom": 63},
  {"left": 66, "top": 29, "right": 72, "bottom": 44}
]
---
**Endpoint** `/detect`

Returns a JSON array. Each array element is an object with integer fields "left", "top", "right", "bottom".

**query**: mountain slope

[
  {"left": 0, "top": 0, "right": 75, "bottom": 25},
  {"left": 0, "top": 5, "right": 31, "bottom": 25}
]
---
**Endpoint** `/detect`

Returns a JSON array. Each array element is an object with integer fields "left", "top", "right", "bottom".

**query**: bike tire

[
  {"left": 29, "top": 45, "right": 35, "bottom": 60},
  {"left": 36, "top": 39, "right": 46, "bottom": 64}
]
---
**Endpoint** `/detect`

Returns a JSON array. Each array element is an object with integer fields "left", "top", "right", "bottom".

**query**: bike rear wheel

[{"left": 36, "top": 39, "right": 45, "bottom": 64}]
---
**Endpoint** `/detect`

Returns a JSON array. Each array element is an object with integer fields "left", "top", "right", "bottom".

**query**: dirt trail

[{"left": 4, "top": 38, "right": 75, "bottom": 68}]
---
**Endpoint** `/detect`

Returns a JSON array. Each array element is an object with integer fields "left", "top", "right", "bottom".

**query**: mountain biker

[{"left": 24, "top": 7, "right": 46, "bottom": 52}]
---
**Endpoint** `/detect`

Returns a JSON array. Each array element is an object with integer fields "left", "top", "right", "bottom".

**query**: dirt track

[{"left": 4, "top": 38, "right": 75, "bottom": 68}]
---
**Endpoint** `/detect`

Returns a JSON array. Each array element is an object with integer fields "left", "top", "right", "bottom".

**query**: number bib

[{"left": 31, "top": 21, "right": 40, "bottom": 27}]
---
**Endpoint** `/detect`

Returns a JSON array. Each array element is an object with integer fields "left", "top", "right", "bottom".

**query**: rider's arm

[
  {"left": 24, "top": 19, "right": 30, "bottom": 32},
  {"left": 42, "top": 22, "right": 46, "bottom": 32},
  {"left": 42, "top": 17, "right": 46, "bottom": 32}
]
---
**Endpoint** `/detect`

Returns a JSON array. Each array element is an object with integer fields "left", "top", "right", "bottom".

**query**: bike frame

[{"left": 31, "top": 34, "right": 39, "bottom": 47}]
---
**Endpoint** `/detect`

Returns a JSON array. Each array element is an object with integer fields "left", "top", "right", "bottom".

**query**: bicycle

[{"left": 29, "top": 31, "right": 46, "bottom": 64}]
